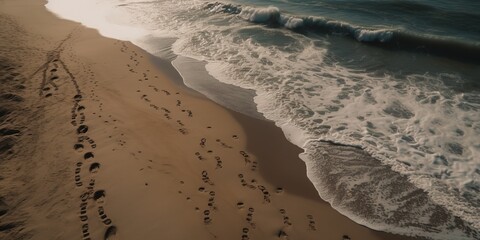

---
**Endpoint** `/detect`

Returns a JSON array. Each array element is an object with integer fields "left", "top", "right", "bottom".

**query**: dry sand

[{"left": 0, "top": 0, "right": 421, "bottom": 239}]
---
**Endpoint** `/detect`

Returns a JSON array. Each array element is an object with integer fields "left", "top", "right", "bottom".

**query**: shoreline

[{"left": 0, "top": 0, "right": 423, "bottom": 239}]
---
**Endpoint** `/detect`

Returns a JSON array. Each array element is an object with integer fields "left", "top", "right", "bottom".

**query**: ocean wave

[
  {"left": 204, "top": 1, "right": 480, "bottom": 62},
  {"left": 303, "top": 140, "right": 479, "bottom": 240}
]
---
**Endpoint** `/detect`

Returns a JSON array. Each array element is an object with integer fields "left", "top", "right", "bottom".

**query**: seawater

[{"left": 46, "top": 0, "right": 480, "bottom": 239}]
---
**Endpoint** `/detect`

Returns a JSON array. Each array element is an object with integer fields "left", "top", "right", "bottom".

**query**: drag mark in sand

[
  {"left": 29, "top": 33, "right": 72, "bottom": 97},
  {"left": 216, "top": 138, "right": 233, "bottom": 149}
]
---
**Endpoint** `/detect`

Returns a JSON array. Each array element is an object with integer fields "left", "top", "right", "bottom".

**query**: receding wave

[
  {"left": 304, "top": 140, "right": 479, "bottom": 240},
  {"left": 204, "top": 2, "right": 480, "bottom": 62}
]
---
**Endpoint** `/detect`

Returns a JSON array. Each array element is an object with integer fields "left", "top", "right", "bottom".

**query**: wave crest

[
  {"left": 204, "top": 1, "right": 480, "bottom": 62},
  {"left": 239, "top": 6, "right": 280, "bottom": 23}
]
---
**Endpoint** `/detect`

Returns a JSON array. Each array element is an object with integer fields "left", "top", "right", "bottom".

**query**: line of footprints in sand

[
  {"left": 70, "top": 84, "right": 117, "bottom": 239},
  {"left": 116, "top": 41, "right": 321, "bottom": 239},
  {"left": 36, "top": 47, "right": 117, "bottom": 240},
  {"left": 189, "top": 118, "right": 319, "bottom": 238}
]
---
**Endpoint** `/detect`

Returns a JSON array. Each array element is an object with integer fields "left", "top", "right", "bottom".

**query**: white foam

[
  {"left": 239, "top": 6, "right": 280, "bottom": 23},
  {"left": 45, "top": 0, "right": 148, "bottom": 41},
  {"left": 354, "top": 29, "right": 393, "bottom": 42},
  {"left": 168, "top": 3, "right": 480, "bottom": 233},
  {"left": 280, "top": 15, "right": 304, "bottom": 29}
]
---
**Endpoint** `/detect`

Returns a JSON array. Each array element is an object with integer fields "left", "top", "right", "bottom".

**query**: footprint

[
  {"left": 74, "top": 175, "right": 82, "bottom": 187},
  {"left": 238, "top": 174, "right": 255, "bottom": 189},
  {"left": 77, "top": 125, "right": 89, "bottom": 134},
  {"left": 104, "top": 226, "right": 117, "bottom": 240},
  {"left": 98, "top": 206, "right": 112, "bottom": 225},
  {"left": 195, "top": 152, "right": 205, "bottom": 161},
  {"left": 87, "top": 179, "right": 96, "bottom": 190},
  {"left": 203, "top": 216, "right": 212, "bottom": 225},
  {"left": 79, "top": 202, "right": 88, "bottom": 221},
  {"left": 246, "top": 207, "right": 255, "bottom": 227},
  {"left": 81, "top": 223, "right": 90, "bottom": 239},
  {"left": 207, "top": 191, "right": 216, "bottom": 208},
  {"left": 307, "top": 214, "right": 316, "bottom": 231},
  {"left": 200, "top": 138, "right": 206, "bottom": 148},
  {"left": 93, "top": 190, "right": 106, "bottom": 201},
  {"left": 74, "top": 94, "right": 82, "bottom": 101},
  {"left": 251, "top": 161, "right": 258, "bottom": 171},
  {"left": 84, "top": 152, "right": 94, "bottom": 160},
  {"left": 242, "top": 227, "right": 250, "bottom": 240},
  {"left": 89, "top": 163, "right": 100, "bottom": 173},
  {"left": 79, "top": 214, "right": 88, "bottom": 222},
  {"left": 277, "top": 230, "right": 288, "bottom": 238},
  {"left": 214, "top": 156, "right": 223, "bottom": 169},
  {"left": 85, "top": 137, "right": 97, "bottom": 148},
  {"left": 279, "top": 209, "right": 292, "bottom": 226},
  {"left": 258, "top": 185, "right": 271, "bottom": 203},
  {"left": 74, "top": 144, "right": 84, "bottom": 151},
  {"left": 201, "top": 171, "right": 214, "bottom": 185}
]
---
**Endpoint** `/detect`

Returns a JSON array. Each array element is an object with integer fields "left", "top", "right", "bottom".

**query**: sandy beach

[{"left": 0, "top": 0, "right": 425, "bottom": 239}]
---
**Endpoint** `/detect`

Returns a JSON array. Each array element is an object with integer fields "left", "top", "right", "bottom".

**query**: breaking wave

[{"left": 205, "top": 2, "right": 480, "bottom": 62}]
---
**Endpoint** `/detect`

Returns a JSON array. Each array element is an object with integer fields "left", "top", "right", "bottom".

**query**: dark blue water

[
  {"left": 235, "top": 0, "right": 480, "bottom": 42},
  {"left": 217, "top": 0, "right": 480, "bottom": 62}
]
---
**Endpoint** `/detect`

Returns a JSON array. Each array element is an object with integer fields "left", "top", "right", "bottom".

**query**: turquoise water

[{"left": 46, "top": 0, "right": 480, "bottom": 239}]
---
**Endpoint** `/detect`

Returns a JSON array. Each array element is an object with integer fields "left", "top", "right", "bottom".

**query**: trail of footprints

[
  {"left": 40, "top": 39, "right": 325, "bottom": 240},
  {"left": 174, "top": 134, "right": 318, "bottom": 238},
  {"left": 110, "top": 41, "right": 322, "bottom": 239},
  {"left": 35, "top": 39, "right": 117, "bottom": 240},
  {"left": 73, "top": 91, "right": 117, "bottom": 240},
  {"left": 71, "top": 77, "right": 117, "bottom": 240}
]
